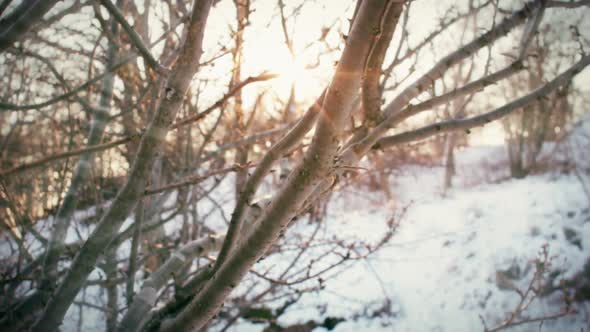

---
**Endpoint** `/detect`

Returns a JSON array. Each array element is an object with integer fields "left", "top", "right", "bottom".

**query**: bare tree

[{"left": 0, "top": 0, "right": 589, "bottom": 331}]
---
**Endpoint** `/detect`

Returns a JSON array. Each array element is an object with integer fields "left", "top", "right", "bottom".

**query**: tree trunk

[
  {"left": 29, "top": 1, "right": 214, "bottom": 330},
  {"left": 157, "top": 2, "right": 392, "bottom": 330}
]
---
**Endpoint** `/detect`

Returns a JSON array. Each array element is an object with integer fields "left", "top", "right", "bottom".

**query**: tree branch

[
  {"left": 356, "top": 0, "right": 544, "bottom": 156},
  {"left": 29, "top": 1, "right": 214, "bottom": 330},
  {"left": 99, "top": 0, "right": 166, "bottom": 74},
  {"left": 0, "top": 0, "right": 60, "bottom": 52},
  {"left": 361, "top": 0, "right": 404, "bottom": 126},
  {"left": 212, "top": 90, "right": 325, "bottom": 274},
  {"left": 546, "top": 0, "right": 590, "bottom": 8},
  {"left": 0, "top": 73, "right": 276, "bottom": 177},
  {"left": 375, "top": 54, "right": 590, "bottom": 149},
  {"left": 157, "top": 2, "right": 395, "bottom": 330}
]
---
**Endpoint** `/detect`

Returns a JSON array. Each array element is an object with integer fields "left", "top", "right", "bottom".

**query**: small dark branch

[
  {"left": 144, "top": 163, "right": 258, "bottom": 196},
  {"left": 0, "top": 53, "right": 131, "bottom": 112},
  {"left": 41, "top": 0, "right": 85, "bottom": 28},
  {"left": 481, "top": 244, "right": 576, "bottom": 332},
  {"left": 73, "top": 300, "right": 112, "bottom": 312},
  {"left": 277, "top": 0, "right": 292, "bottom": 54},
  {"left": 485, "top": 309, "right": 576, "bottom": 332},
  {"left": 391, "top": 60, "right": 524, "bottom": 129},
  {"left": 518, "top": 0, "right": 546, "bottom": 60},
  {"left": 0, "top": 0, "right": 60, "bottom": 52},
  {"left": 0, "top": 134, "right": 142, "bottom": 177},
  {"left": 1, "top": 73, "right": 275, "bottom": 177},
  {"left": 202, "top": 124, "right": 292, "bottom": 162},
  {"left": 250, "top": 256, "right": 348, "bottom": 287},
  {"left": 99, "top": 0, "right": 166, "bottom": 75},
  {"left": 21, "top": 50, "right": 96, "bottom": 112},
  {"left": 170, "top": 72, "right": 277, "bottom": 130},
  {"left": 0, "top": 0, "right": 14, "bottom": 17},
  {"left": 0, "top": 12, "right": 189, "bottom": 112}
]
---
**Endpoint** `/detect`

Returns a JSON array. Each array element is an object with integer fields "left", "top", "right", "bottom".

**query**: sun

[
  {"left": 243, "top": 45, "right": 323, "bottom": 103},
  {"left": 269, "top": 55, "right": 327, "bottom": 104},
  {"left": 270, "top": 56, "right": 310, "bottom": 90},
  {"left": 274, "top": 55, "right": 308, "bottom": 83}
]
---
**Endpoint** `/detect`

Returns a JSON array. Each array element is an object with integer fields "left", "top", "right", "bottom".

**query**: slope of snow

[
  {"left": 271, "top": 149, "right": 590, "bottom": 331},
  {"left": 3, "top": 143, "right": 589, "bottom": 332}
]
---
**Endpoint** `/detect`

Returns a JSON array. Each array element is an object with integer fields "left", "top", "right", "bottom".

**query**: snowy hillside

[
  {"left": 4, "top": 145, "right": 589, "bottom": 332},
  {"left": 238, "top": 145, "right": 590, "bottom": 332}
]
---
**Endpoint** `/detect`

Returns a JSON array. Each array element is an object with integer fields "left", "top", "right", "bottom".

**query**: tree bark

[
  {"left": 29, "top": 1, "right": 214, "bottom": 331},
  {"left": 157, "top": 2, "right": 394, "bottom": 330},
  {"left": 0, "top": 0, "right": 60, "bottom": 52}
]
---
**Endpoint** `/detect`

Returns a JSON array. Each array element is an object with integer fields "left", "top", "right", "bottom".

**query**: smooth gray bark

[{"left": 118, "top": 234, "right": 224, "bottom": 332}]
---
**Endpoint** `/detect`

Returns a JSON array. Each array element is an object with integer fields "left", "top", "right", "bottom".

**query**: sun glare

[
  {"left": 274, "top": 58, "right": 304, "bottom": 85},
  {"left": 271, "top": 56, "right": 310, "bottom": 89},
  {"left": 242, "top": 43, "right": 328, "bottom": 104}
]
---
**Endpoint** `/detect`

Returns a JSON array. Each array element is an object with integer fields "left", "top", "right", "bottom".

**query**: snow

[
  {"left": 3, "top": 142, "right": 590, "bottom": 332},
  {"left": 263, "top": 147, "right": 590, "bottom": 331}
]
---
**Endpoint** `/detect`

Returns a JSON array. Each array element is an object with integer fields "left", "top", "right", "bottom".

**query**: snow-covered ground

[
  {"left": 255, "top": 145, "right": 590, "bottom": 332},
  {"left": 3, "top": 143, "right": 589, "bottom": 332}
]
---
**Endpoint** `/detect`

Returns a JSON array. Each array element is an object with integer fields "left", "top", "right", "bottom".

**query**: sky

[
  {"left": 5, "top": 0, "right": 589, "bottom": 146},
  {"left": 190, "top": 0, "right": 590, "bottom": 146}
]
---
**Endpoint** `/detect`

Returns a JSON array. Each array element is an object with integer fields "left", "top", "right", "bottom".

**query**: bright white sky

[
  {"left": 58, "top": 0, "right": 590, "bottom": 146},
  {"left": 195, "top": 0, "right": 589, "bottom": 146}
]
